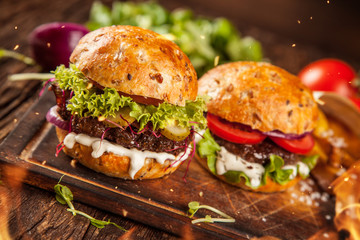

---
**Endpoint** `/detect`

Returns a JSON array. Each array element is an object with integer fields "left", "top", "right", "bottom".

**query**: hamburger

[
  {"left": 196, "top": 61, "right": 319, "bottom": 192},
  {"left": 46, "top": 25, "right": 207, "bottom": 180}
]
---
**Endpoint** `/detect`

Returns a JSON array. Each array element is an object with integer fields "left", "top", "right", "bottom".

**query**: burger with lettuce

[
  {"left": 196, "top": 61, "right": 319, "bottom": 192},
  {"left": 46, "top": 25, "right": 207, "bottom": 180}
]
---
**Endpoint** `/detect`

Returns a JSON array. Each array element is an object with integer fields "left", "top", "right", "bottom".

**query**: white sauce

[
  {"left": 64, "top": 132, "right": 191, "bottom": 179},
  {"left": 215, "top": 146, "right": 311, "bottom": 187},
  {"left": 216, "top": 147, "right": 264, "bottom": 187},
  {"left": 194, "top": 129, "right": 205, "bottom": 144},
  {"left": 283, "top": 162, "right": 310, "bottom": 179}
]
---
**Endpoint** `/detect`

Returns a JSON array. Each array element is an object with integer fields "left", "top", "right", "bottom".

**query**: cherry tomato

[
  {"left": 298, "top": 58, "right": 357, "bottom": 97},
  {"left": 207, "top": 113, "right": 266, "bottom": 144},
  {"left": 270, "top": 134, "right": 315, "bottom": 155}
]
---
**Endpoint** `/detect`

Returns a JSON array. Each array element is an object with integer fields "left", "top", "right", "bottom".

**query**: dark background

[{"left": 1, "top": 0, "right": 360, "bottom": 74}]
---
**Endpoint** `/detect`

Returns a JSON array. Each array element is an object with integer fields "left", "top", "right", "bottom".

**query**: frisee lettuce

[
  {"left": 53, "top": 64, "right": 207, "bottom": 130},
  {"left": 196, "top": 130, "right": 319, "bottom": 189}
]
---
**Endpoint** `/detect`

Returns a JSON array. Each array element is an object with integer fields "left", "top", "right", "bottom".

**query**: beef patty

[{"left": 211, "top": 132, "right": 303, "bottom": 166}]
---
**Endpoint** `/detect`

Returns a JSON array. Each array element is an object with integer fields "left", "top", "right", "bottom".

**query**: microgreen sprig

[
  {"left": 54, "top": 176, "right": 127, "bottom": 231},
  {"left": 54, "top": 175, "right": 76, "bottom": 214},
  {"left": 187, "top": 201, "right": 235, "bottom": 224},
  {"left": 67, "top": 209, "right": 127, "bottom": 231},
  {"left": 0, "top": 48, "right": 36, "bottom": 65}
]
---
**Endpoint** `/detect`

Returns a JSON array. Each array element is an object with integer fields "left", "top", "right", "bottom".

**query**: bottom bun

[
  {"left": 195, "top": 153, "right": 301, "bottom": 193},
  {"left": 56, "top": 127, "right": 182, "bottom": 180}
]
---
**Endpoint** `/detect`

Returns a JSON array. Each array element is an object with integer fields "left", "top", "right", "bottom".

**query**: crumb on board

[
  {"left": 70, "top": 159, "right": 77, "bottom": 168},
  {"left": 41, "top": 160, "right": 46, "bottom": 165},
  {"left": 122, "top": 209, "right": 128, "bottom": 217}
]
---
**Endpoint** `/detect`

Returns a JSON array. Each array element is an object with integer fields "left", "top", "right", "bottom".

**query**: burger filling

[
  {"left": 47, "top": 64, "right": 207, "bottom": 178},
  {"left": 197, "top": 127, "right": 318, "bottom": 189}
]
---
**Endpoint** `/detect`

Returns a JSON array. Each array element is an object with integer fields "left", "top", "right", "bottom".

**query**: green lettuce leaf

[
  {"left": 301, "top": 155, "right": 318, "bottom": 171},
  {"left": 299, "top": 155, "right": 318, "bottom": 178},
  {"left": 223, "top": 171, "right": 252, "bottom": 188},
  {"left": 262, "top": 155, "right": 294, "bottom": 186},
  {"left": 53, "top": 64, "right": 207, "bottom": 130},
  {"left": 196, "top": 129, "right": 220, "bottom": 174}
]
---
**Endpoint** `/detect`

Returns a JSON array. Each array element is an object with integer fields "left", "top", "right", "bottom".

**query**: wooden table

[{"left": 0, "top": 0, "right": 359, "bottom": 239}]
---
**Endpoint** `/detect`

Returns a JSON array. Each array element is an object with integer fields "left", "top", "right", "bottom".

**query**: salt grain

[
  {"left": 321, "top": 193, "right": 329, "bottom": 202},
  {"left": 310, "top": 192, "right": 321, "bottom": 200},
  {"left": 291, "top": 193, "right": 298, "bottom": 198}
]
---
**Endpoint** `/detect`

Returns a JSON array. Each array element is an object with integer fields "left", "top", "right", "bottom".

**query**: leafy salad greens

[
  {"left": 87, "top": 1, "right": 263, "bottom": 77},
  {"left": 53, "top": 64, "right": 207, "bottom": 131},
  {"left": 197, "top": 129, "right": 318, "bottom": 189}
]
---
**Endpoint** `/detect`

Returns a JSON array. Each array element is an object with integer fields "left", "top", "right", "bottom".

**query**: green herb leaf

[
  {"left": 53, "top": 64, "right": 207, "bottom": 131},
  {"left": 67, "top": 209, "right": 127, "bottom": 232},
  {"left": 54, "top": 176, "right": 76, "bottom": 214},
  {"left": 187, "top": 201, "right": 235, "bottom": 224},
  {"left": 54, "top": 176, "right": 127, "bottom": 232},
  {"left": 86, "top": 1, "right": 262, "bottom": 77}
]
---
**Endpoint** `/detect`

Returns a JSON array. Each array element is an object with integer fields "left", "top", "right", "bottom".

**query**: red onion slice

[
  {"left": 262, "top": 129, "right": 311, "bottom": 140},
  {"left": 46, "top": 105, "right": 69, "bottom": 130}
]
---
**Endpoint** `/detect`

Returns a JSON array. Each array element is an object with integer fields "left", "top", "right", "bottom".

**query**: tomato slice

[
  {"left": 269, "top": 134, "right": 315, "bottom": 155},
  {"left": 207, "top": 113, "right": 266, "bottom": 144}
]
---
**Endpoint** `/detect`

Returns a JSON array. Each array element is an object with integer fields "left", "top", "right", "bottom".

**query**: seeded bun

[
  {"left": 56, "top": 127, "right": 181, "bottom": 180},
  {"left": 195, "top": 153, "right": 301, "bottom": 193},
  {"left": 198, "top": 61, "right": 319, "bottom": 135},
  {"left": 70, "top": 25, "right": 197, "bottom": 106}
]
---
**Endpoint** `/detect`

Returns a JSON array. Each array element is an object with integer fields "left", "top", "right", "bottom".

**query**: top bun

[
  {"left": 70, "top": 25, "right": 197, "bottom": 106},
  {"left": 198, "top": 61, "right": 319, "bottom": 135}
]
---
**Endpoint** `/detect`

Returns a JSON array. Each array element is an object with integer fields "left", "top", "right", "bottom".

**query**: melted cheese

[{"left": 63, "top": 132, "right": 191, "bottom": 179}]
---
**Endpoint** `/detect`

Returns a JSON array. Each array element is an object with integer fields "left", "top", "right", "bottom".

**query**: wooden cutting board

[{"left": 0, "top": 91, "right": 334, "bottom": 239}]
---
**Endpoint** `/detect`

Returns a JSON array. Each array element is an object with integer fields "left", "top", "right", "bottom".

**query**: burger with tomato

[
  {"left": 196, "top": 61, "right": 319, "bottom": 192},
  {"left": 46, "top": 25, "right": 207, "bottom": 180}
]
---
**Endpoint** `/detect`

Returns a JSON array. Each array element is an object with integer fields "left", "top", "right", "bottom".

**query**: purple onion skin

[
  {"left": 46, "top": 106, "right": 69, "bottom": 131},
  {"left": 29, "top": 22, "right": 89, "bottom": 71}
]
